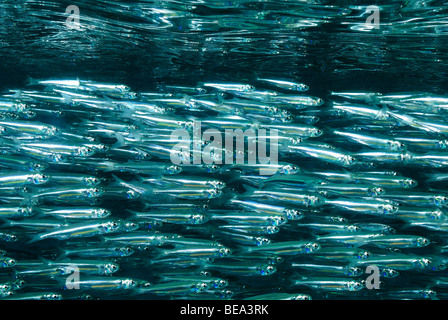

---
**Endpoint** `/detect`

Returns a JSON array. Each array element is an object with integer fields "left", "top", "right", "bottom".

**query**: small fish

[
  {"left": 47, "top": 173, "right": 103, "bottom": 187},
  {"left": 40, "top": 207, "right": 111, "bottom": 219},
  {"left": 208, "top": 210, "right": 287, "bottom": 226},
  {"left": 159, "top": 275, "right": 228, "bottom": 290},
  {"left": 32, "top": 187, "right": 105, "bottom": 204},
  {"left": 131, "top": 211, "right": 206, "bottom": 225},
  {"left": 103, "top": 232, "right": 172, "bottom": 248},
  {"left": 331, "top": 103, "right": 389, "bottom": 120},
  {"left": 353, "top": 254, "right": 436, "bottom": 271},
  {"left": 243, "top": 293, "right": 312, "bottom": 300},
  {"left": 295, "top": 222, "right": 362, "bottom": 235},
  {"left": 256, "top": 78, "right": 309, "bottom": 92},
  {"left": 0, "top": 257, "right": 16, "bottom": 268},
  {"left": 137, "top": 280, "right": 208, "bottom": 296},
  {"left": 204, "top": 261, "right": 277, "bottom": 277},
  {"left": 46, "top": 259, "right": 120, "bottom": 276},
  {"left": 243, "top": 186, "right": 324, "bottom": 208},
  {"left": 0, "top": 206, "right": 35, "bottom": 219},
  {"left": 0, "top": 292, "right": 63, "bottom": 300},
  {"left": 113, "top": 162, "right": 182, "bottom": 175},
  {"left": 354, "top": 150, "right": 414, "bottom": 164},
  {"left": 310, "top": 182, "right": 385, "bottom": 197},
  {"left": 324, "top": 197, "right": 399, "bottom": 215},
  {"left": 216, "top": 231, "right": 271, "bottom": 246},
  {"left": 287, "top": 143, "right": 357, "bottom": 167},
  {"left": 330, "top": 91, "right": 380, "bottom": 103},
  {"left": 142, "top": 175, "right": 226, "bottom": 190},
  {"left": 330, "top": 129, "right": 405, "bottom": 151},
  {"left": 0, "top": 172, "right": 50, "bottom": 187},
  {"left": 242, "top": 241, "right": 320, "bottom": 256},
  {"left": 290, "top": 263, "right": 363, "bottom": 277},
  {"left": 350, "top": 172, "right": 417, "bottom": 189},
  {"left": 376, "top": 289, "right": 436, "bottom": 300},
  {"left": 365, "top": 234, "right": 430, "bottom": 249},
  {"left": 202, "top": 83, "right": 255, "bottom": 92},
  {"left": 0, "top": 154, "right": 48, "bottom": 172},
  {"left": 0, "top": 120, "right": 59, "bottom": 136},
  {"left": 0, "top": 232, "right": 18, "bottom": 242},
  {"left": 28, "top": 220, "right": 122, "bottom": 243},
  {"left": 259, "top": 123, "right": 323, "bottom": 138},
  {"left": 62, "top": 245, "right": 135, "bottom": 258},
  {"left": 271, "top": 94, "right": 323, "bottom": 107},
  {"left": 62, "top": 277, "right": 141, "bottom": 292},
  {"left": 390, "top": 207, "right": 447, "bottom": 221},
  {"left": 293, "top": 277, "right": 365, "bottom": 292},
  {"left": 218, "top": 224, "right": 279, "bottom": 235},
  {"left": 228, "top": 199, "right": 304, "bottom": 220},
  {"left": 381, "top": 191, "right": 448, "bottom": 207},
  {"left": 156, "top": 245, "right": 231, "bottom": 259}
]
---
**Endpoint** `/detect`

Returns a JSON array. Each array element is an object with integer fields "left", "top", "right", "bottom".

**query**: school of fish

[{"left": 0, "top": 77, "right": 448, "bottom": 300}]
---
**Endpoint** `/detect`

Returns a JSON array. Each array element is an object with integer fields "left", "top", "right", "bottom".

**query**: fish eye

[
  {"left": 421, "top": 258, "right": 432, "bottom": 267},
  {"left": 54, "top": 154, "right": 65, "bottom": 162},
  {"left": 127, "top": 222, "right": 138, "bottom": 229},
  {"left": 256, "top": 237, "right": 270, "bottom": 246},
  {"left": 438, "top": 140, "right": 448, "bottom": 149},
  {"left": 419, "top": 238, "right": 430, "bottom": 246},
  {"left": 14, "top": 279, "right": 26, "bottom": 288},
  {"left": 7, "top": 258, "right": 16, "bottom": 266},
  {"left": 166, "top": 165, "right": 180, "bottom": 174},
  {"left": 90, "top": 177, "right": 100, "bottom": 184},
  {"left": 207, "top": 164, "right": 219, "bottom": 172},
  {"left": 275, "top": 257, "right": 283, "bottom": 264},
  {"left": 267, "top": 226, "right": 279, "bottom": 234},
  {"left": 31, "top": 162, "right": 46, "bottom": 171},
  {"left": 7, "top": 234, "right": 17, "bottom": 242},
  {"left": 422, "top": 290, "right": 435, "bottom": 298}
]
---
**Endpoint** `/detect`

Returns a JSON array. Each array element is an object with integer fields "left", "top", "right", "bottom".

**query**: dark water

[
  {"left": 1, "top": 0, "right": 448, "bottom": 94},
  {"left": 1, "top": 0, "right": 448, "bottom": 301}
]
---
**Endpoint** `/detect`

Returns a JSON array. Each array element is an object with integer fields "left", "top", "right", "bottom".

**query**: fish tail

[
  {"left": 242, "top": 184, "right": 261, "bottom": 197},
  {"left": 26, "top": 76, "right": 39, "bottom": 86}
]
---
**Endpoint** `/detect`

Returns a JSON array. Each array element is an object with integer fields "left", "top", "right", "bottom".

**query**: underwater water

[{"left": 0, "top": 0, "right": 448, "bottom": 300}]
